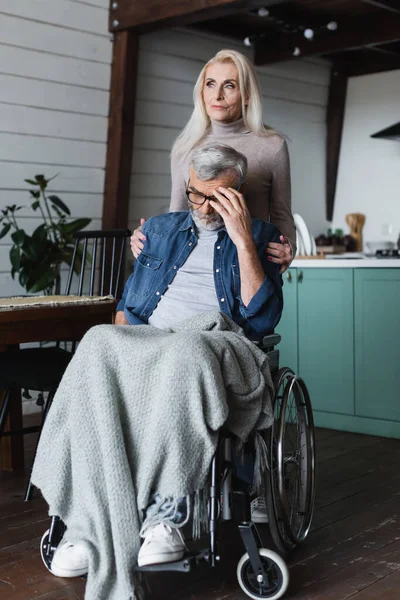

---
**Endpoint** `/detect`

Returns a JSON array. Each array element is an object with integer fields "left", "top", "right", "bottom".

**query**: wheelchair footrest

[{"left": 134, "top": 550, "right": 208, "bottom": 573}]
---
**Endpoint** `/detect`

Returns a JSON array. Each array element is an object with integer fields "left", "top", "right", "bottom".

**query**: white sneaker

[
  {"left": 251, "top": 496, "right": 269, "bottom": 524},
  {"left": 47, "top": 535, "right": 89, "bottom": 578},
  {"left": 137, "top": 523, "right": 186, "bottom": 567}
]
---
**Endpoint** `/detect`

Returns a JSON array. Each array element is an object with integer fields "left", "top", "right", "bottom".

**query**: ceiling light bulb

[
  {"left": 257, "top": 7, "right": 269, "bottom": 17},
  {"left": 304, "top": 28, "right": 314, "bottom": 40},
  {"left": 327, "top": 21, "right": 338, "bottom": 31},
  {"left": 243, "top": 37, "right": 252, "bottom": 47},
  {"left": 292, "top": 46, "right": 301, "bottom": 56}
]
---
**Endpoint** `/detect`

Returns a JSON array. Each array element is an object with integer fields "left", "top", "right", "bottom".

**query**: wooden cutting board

[{"left": 345, "top": 213, "right": 366, "bottom": 252}]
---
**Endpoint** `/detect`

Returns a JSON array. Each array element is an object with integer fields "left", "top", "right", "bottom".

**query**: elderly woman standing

[{"left": 131, "top": 49, "right": 295, "bottom": 272}]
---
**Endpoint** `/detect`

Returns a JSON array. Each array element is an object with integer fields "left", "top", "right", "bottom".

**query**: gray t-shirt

[{"left": 148, "top": 226, "right": 220, "bottom": 329}]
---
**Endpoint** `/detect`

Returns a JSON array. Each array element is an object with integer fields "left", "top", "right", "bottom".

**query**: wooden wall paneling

[
  {"left": 0, "top": 133, "right": 105, "bottom": 168},
  {"left": 0, "top": 14, "right": 110, "bottom": 63},
  {"left": 102, "top": 30, "right": 138, "bottom": 230},
  {"left": 0, "top": 0, "right": 109, "bottom": 35},
  {"left": 0, "top": 105, "right": 107, "bottom": 142},
  {"left": 0, "top": 163, "right": 105, "bottom": 194},
  {"left": 0, "top": 74, "right": 109, "bottom": 116},
  {"left": 0, "top": 45, "right": 110, "bottom": 89},
  {"left": 326, "top": 67, "right": 348, "bottom": 222}
]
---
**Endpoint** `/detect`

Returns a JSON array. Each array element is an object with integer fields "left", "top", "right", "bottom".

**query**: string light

[
  {"left": 257, "top": 7, "right": 270, "bottom": 17},
  {"left": 243, "top": 13, "right": 339, "bottom": 54}
]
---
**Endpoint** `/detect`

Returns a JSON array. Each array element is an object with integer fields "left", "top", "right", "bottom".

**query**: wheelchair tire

[
  {"left": 237, "top": 548, "right": 289, "bottom": 599},
  {"left": 266, "top": 368, "right": 316, "bottom": 552},
  {"left": 40, "top": 517, "right": 66, "bottom": 574},
  {"left": 40, "top": 529, "right": 54, "bottom": 573}
]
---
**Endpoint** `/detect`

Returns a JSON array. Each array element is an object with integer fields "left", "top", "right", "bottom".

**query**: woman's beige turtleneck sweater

[{"left": 169, "top": 118, "right": 296, "bottom": 248}]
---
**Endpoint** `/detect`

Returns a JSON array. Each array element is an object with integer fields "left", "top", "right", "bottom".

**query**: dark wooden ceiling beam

[
  {"left": 109, "top": 0, "right": 287, "bottom": 33},
  {"left": 361, "top": 0, "right": 400, "bottom": 14},
  {"left": 254, "top": 12, "right": 400, "bottom": 65},
  {"left": 332, "top": 48, "right": 400, "bottom": 77}
]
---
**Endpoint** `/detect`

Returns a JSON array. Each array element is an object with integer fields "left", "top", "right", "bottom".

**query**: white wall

[
  {"left": 128, "top": 29, "right": 330, "bottom": 239},
  {"left": 333, "top": 70, "right": 400, "bottom": 247},
  {"left": 0, "top": 0, "right": 111, "bottom": 295}
]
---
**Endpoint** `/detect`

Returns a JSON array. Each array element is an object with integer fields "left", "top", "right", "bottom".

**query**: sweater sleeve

[
  {"left": 269, "top": 138, "right": 297, "bottom": 255},
  {"left": 169, "top": 151, "right": 188, "bottom": 211}
]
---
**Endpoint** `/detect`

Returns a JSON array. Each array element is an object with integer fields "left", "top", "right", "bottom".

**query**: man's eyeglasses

[{"left": 185, "top": 182, "right": 241, "bottom": 206}]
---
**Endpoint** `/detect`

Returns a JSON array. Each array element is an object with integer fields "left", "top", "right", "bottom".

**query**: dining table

[{"left": 0, "top": 295, "right": 116, "bottom": 471}]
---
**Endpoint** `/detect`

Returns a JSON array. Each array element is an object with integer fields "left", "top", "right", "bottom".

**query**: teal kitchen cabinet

[
  {"left": 297, "top": 269, "right": 354, "bottom": 415},
  {"left": 276, "top": 265, "right": 400, "bottom": 437},
  {"left": 354, "top": 269, "right": 400, "bottom": 422},
  {"left": 277, "top": 268, "right": 354, "bottom": 415},
  {"left": 277, "top": 268, "right": 298, "bottom": 372}
]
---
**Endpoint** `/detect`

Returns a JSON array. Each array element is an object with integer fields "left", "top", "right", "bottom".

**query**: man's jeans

[{"left": 143, "top": 453, "right": 254, "bottom": 529}]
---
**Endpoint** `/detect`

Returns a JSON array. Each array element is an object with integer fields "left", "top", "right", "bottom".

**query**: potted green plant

[{"left": 0, "top": 174, "right": 91, "bottom": 294}]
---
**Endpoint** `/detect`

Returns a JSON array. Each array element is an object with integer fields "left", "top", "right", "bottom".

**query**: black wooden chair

[{"left": 0, "top": 229, "right": 131, "bottom": 500}]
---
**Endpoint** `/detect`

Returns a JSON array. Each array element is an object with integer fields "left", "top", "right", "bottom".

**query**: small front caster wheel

[
  {"left": 237, "top": 548, "right": 289, "bottom": 599},
  {"left": 40, "top": 529, "right": 55, "bottom": 572}
]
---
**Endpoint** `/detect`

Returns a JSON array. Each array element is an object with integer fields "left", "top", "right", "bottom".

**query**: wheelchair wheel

[
  {"left": 237, "top": 548, "right": 289, "bottom": 599},
  {"left": 266, "top": 368, "right": 315, "bottom": 552},
  {"left": 40, "top": 517, "right": 66, "bottom": 573}
]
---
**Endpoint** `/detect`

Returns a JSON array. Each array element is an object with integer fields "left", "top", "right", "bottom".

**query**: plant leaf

[
  {"left": 9, "top": 246, "right": 21, "bottom": 270},
  {"left": 27, "top": 264, "right": 57, "bottom": 293},
  {"left": 11, "top": 229, "right": 26, "bottom": 246},
  {"left": 32, "top": 200, "right": 40, "bottom": 210},
  {"left": 48, "top": 195, "right": 71, "bottom": 215},
  {"left": 0, "top": 223, "right": 11, "bottom": 239},
  {"left": 62, "top": 218, "right": 91, "bottom": 235},
  {"left": 30, "top": 190, "right": 40, "bottom": 199},
  {"left": 25, "top": 179, "right": 39, "bottom": 185},
  {"left": 32, "top": 223, "right": 48, "bottom": 242}
]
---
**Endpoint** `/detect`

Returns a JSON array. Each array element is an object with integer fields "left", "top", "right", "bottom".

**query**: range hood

[{"left": 371, "top": 122, "right": 400, "bottom": 142}]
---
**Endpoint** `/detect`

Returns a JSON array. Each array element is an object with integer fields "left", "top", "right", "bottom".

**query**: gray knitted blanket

[{"left": 32, "top": 312, "right": 273, "bottom": 600}]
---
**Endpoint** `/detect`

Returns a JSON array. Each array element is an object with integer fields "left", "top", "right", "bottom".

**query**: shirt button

[
  {"left": 220, "top": 298, "right": 225, "bottom": 302},
  {"left": 217, "top": 245, "right": 221, "bottom": 250},
  {"left": 147, "top": 263, "right": 150, "bottom": 266},
  {"left": 216, "top": 269, "right": 220, "bottom": 273},
  {"left": 189, "top": 242, "right": 193, "bottom": 246},
  {"left": 173, "top": 265, "right": 177, "bottom": 269},
  {"left": 156, "top": 292, "right": 160, "bottom": 296}
]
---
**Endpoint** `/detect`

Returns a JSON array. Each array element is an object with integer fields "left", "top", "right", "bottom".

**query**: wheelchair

[{"left": 40, "top": 333, "right": 315, "bottom": 599}]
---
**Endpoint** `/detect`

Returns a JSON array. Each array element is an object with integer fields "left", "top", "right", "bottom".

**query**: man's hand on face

[{"left": 209, "top": 187, "right": 254, "bottom": 251}]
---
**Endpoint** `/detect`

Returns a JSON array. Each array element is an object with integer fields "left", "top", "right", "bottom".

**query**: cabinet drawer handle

[
  {"left": 286, "top": 271, "right": 292, "bottom": 282},
  {"left": 298, "top": 270, "right": 303, "bottom": 283}
]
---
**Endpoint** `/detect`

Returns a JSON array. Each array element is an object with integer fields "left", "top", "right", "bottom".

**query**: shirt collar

[{"left": 179, "top": 212, "right": 194, "bottom": 231}]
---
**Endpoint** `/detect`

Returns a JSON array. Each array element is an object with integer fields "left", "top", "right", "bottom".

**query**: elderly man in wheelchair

[{"left": 32, "top": 143, "right": 315, "bottom": 600}]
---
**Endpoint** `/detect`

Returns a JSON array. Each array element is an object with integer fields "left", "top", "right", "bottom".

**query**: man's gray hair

[{"left": 189, "top": 143, "right": 248, "bottom": 187}]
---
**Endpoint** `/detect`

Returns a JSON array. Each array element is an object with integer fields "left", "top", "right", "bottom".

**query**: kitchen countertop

[{"left": 292, "top": 254, "right": 400, "bottom": 267}]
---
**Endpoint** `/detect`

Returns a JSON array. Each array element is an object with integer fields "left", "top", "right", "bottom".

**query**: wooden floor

[{"left": 1, "top": 421, "right": 400, "bottom": 600}]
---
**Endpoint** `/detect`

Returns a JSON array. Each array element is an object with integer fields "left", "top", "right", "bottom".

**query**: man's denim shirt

[{"left": 117, "top": 212, "right": 283, "bottom": 341}]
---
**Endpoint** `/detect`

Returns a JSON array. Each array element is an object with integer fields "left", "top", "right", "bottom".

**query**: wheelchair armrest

[{"left": 261, "top": 333, "right": 281, "bottom": 348}]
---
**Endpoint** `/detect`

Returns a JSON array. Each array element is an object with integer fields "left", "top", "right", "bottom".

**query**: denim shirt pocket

[
  {"left": 231, "top": 264, "right": 241, "bottom": 298},
  {"left": 130, "top": 252, "right": 163, "bottom": 298}
]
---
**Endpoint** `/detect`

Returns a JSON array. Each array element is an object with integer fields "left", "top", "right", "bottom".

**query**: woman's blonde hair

[{"left": 172, "top": 49, "right": 276, "bottom": 159}]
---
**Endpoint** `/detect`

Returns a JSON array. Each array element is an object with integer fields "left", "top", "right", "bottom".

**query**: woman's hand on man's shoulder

[{"left": 130, "top": 218, "right": 146, "bottom": 258}]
